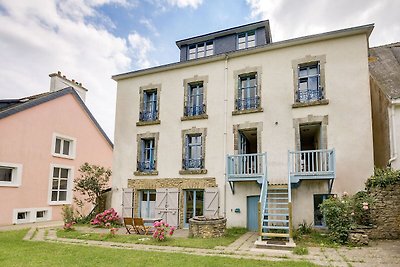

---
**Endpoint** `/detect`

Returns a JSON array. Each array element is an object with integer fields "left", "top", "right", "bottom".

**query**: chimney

[{"left": 49, "top": 71, "right": 88, "bottom": 102}]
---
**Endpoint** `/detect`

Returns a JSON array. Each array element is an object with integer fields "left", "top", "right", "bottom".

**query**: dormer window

[
  {"left": 237, "top": 30, "right": 256, "bottom": 50},
  {"left": 188, "top": 41, "right": 213, "bottom": 60}
]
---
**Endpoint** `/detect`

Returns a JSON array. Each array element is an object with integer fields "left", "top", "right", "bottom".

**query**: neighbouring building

[
  {"left": 369, "top": 42, "right": 400, "bottom": 169},
  {"left": 111, "top": 20, "right": 374, "bottom": 240},
  {"left": 0, "top": 72, "right": 113, "bottom": 225}
]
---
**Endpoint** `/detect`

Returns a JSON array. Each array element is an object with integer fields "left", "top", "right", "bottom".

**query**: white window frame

[
  {"left": 48, "top": 164, "right": 74, "bottom": 205},
  {"left": 237, "top": 30, "right": 256, "bottom": 50},
  {"left": 51, "top": 133, "right": 77, "bottom": 159},
  {"left": 0, "top": 162, "right": 22, "bottom": 187},
  {"left": 12, "top": 207, "right": 52, "bottom": 224}
]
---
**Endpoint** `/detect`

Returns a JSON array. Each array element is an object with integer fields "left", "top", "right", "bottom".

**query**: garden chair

[
  {"left": 123, "top": 217, "right": 136, "bottom": 234},
  {"left": 133, "top": 217, "right": 153, "bottom": 235}
]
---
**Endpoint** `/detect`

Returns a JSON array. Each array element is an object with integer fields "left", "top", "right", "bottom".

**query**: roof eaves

[{"left": 113, "top": 23, "right": 374, "bottom": 81}]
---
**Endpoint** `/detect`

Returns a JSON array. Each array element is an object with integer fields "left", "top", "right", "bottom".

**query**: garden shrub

[
  {"left": 319, "top": 195, "right": 354, "bottom": 244},
  {"left": 152, "top": 220, "right": 175, "bottom": 241},
  {"left": 62, "top": 205, "right": 76, "bottom": 231},
  {"left": 91, "top": 208, "right": 121, "bottom": 227},
  {"left": 352, "top": 191, "right": 374, "bottom": 226},
  {"left": 366, "top": 167, "right": 400, "bottom": 189}
]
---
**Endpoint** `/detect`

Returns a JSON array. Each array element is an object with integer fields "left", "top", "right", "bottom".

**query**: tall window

[
  {"left": 314, "top": 194, "right": 333, "bottom": 226},
  {"left": 185, "top": 82, "right": 205, "bottom": 116},
  {"left": 50, "top": 167, "right": 71, "bottom": 203},
  {"left": 184, "top": 190, "right": 204, "bottom": 227},
  {"left": 140, "top": 190, "right": 156, "bottom": 218},
  {"left": 237, "top": 30, "right": 256, "bottom": 50},
  {"left": 188, "top": 41, "right": 213, "bottom": 60},
  {"left": 140, "top": 90, "right": 158, "bottom": 122},
  {"left": 138, "top": 138, "right": 155, "bottom": 172},
  {"left": 237, "top": 74, "right": 259, "bottom": 110},
  {"left": 183, "top": 134, "right": 203, "bottom": 170},
  {"left": 297, "top": 63, "right": 322, "bottom": 103}
]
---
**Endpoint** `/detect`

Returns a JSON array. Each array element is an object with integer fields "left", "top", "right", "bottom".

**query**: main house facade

[
  {"left": 0, "top": 72, "right": 113, "bottom": 225},
  {"left": 112, "top": 21, "right": 374, "bottom": 238}
]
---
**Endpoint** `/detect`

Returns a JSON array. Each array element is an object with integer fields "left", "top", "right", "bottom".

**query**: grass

[
  {"left": 294, "top": 230, "right": 339, "bottom": 248},
  {"left": 293, "top": 246, "right": 309, "bottom": 255},
  {"left": 0, "top": 229, "right": 317, "bottom": 267},
  {"left": 57, "top": 227, "right": 249, "bottom": 249}
]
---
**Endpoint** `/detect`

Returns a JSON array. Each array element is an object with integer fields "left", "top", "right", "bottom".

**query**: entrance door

[
  {"left": 155, "top": 188, "right": 179, "bottom": 227},
  {"left": 184, "top": 190, "right": 204, "bottom": 228},
  {"left": 247, "top": 195, "right": 259, "bottom": 231}
]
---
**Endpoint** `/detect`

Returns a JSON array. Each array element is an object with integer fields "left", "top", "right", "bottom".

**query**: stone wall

[
  {"left": 366, "top": 184, "right": 400, "bottom": 239},
  {"left": 128, "top": 177, "right": 217, "bottom": 228},
  {"left": 189, "top": 217, "right": 227, "bottom": 238}
]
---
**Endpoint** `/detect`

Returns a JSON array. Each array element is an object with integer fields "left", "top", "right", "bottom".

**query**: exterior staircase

[
  {"left": 256, "top": 183, "right": 295, "bottom": 249},
  {"left": 261, "top": 185, "right": 290, "bottom": 239}
]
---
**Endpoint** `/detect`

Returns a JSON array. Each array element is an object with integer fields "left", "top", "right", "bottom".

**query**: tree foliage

[{"left": 73, "top": 162, "right": 111, "bottom": 208}]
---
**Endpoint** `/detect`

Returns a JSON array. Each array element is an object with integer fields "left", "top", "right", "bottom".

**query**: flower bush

[
  {"left": 63, "top": 221, "right": 76, "bottom": 231},
  {"left": 152, "top": 220, "right": 175, "bottom": 241},
  {"left": 90, "top": 208, "right": 121, "bottom": 227},
  {"left": 320, "top": 192, "right": 374, "bottom": 244},
  {"left": 366, "top": 167, "right": 400, "bottom": 189}
]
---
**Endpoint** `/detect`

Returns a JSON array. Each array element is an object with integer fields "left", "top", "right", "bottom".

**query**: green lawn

[
  {"left": 57, "top": 227, "right": 248, "bottom": 249},
  {"left": 0, "top": 230, "right": 318, "bottom": 267},
  {"left": 294, "top": 231, "right": 339, "bottom": 248}
]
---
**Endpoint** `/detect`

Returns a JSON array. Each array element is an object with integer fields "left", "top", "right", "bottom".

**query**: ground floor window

[
  {"left": 184, "top": 190, "right": 204, "bottom": 227},
  {"left": 314, "top": 194, "right": 334, "bottom": 226},
  {"left": 140, "top": 190, "right": 156, "bottom": 218}
]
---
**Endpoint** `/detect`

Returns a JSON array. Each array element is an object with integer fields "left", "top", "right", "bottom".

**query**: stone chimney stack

[{"left": 49, "top": 71, "right": 88, "bottom": 102}]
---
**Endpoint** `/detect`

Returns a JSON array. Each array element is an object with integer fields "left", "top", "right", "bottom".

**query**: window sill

[
  {"left": 0, "top": 182, "right": 20, "bottom": 187},
  {"left": 134, "top": 170, "right": 159, "bottom": 176},
  {"left": 136, "top": 120, "right": 161, "bottom": 126},
  {"left": 48, "top": 201, "right": 72, "bottom": 206},
  {"left": 179, "top": 169, "right": 208, "bottom": 175},
  {"left": 181, "top": 114, "right": 208, "bottom": 121},
  {"left": 52, "top": 153, "right": 75, "bottom": 160},
  {"left": 292, "top": 99, "right": 329, "bottom": 108},
  {"left": 232, "top": 108, "right": 263, "bottom": 116}
]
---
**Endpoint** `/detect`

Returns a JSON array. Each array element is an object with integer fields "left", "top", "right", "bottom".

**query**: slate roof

[
  {"left": 0, "top": 87, "right": 113, "bottom": 147},
  {"left": 369, "top": 42, "right": 400, "bottom": 100}
]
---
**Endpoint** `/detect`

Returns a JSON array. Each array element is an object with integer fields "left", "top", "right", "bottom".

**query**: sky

[{"left": 0, "top": 0, "right": 399, "bottom": 141}]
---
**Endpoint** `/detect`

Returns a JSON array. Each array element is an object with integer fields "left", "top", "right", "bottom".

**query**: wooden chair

[
  {"left": 123, "top": 217, "right": 136, "bottom": 234},
  {"left": 133, "top": 218, "right": 152, "bottom": 235}
]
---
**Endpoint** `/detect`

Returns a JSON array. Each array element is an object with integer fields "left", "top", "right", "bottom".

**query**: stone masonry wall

[
  {"left": 128, "top": 178, "right": 217, "bottom": 228},
  {"left": 365, "top": 184, "right": 400, "bottom": 239}
]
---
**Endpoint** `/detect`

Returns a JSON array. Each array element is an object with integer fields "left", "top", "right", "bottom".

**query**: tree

[{"left": 73, "top": 163, "right": 112, "bottom": 214}]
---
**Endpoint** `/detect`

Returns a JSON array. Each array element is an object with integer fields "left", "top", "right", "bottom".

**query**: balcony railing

[
  {"left": 296, "top": 88, "right": 323, "bottom": 103},
  {"left": 184, "top": 104, "right": 206, "bottom": 117},
  {"left": 137, "top": 161, "right": 156, "bottom": 172},
  {"left": 139, "top": 110, "right": 158, "bottom": 122},
  {"left": 236, "top": 95, "right": 260, "bottom": 111},
  {"left": 182, "top": 158, "right": 204, "bottom": 170},
  {"left": 227, "top": 153, "right": 266, "bottom": 180},
  {"left": 288, "top": 149, "right": 335, "bottom": 182}
]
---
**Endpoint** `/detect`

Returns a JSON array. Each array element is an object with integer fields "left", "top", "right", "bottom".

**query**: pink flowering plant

[
  {"left": 90, "top": 208, "right": 121, "bottom": 227},
  {"left": 152, "top": 220, "right": 175, "bottom": 241}
]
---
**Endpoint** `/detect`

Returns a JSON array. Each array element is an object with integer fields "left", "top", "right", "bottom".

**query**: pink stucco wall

[{"left": 0, "top": 93, "right": 113, "bottom": 225}]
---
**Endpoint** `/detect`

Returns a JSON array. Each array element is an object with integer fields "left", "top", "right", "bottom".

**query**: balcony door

[
  {"left": 299, "top": 123, "right": 322, "bottom": 172},
  {"left": 239, "top": 129, "right": 257, "bottom": 155}
]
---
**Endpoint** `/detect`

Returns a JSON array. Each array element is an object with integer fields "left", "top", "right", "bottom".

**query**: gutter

[{"left": 223, "top": 54, "right": 229, "bottom": 218}]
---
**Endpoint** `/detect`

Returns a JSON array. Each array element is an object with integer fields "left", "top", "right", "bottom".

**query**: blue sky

[{"left": 0, "top": 0, "right": 399, "bottom": 140}]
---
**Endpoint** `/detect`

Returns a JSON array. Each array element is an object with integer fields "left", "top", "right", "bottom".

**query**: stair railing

[
  {"left": 258, "top": 153, "right": 268, "bottom": 237},
  {"left": 287, "top": 150, "right": 293, "bottom": 238}
]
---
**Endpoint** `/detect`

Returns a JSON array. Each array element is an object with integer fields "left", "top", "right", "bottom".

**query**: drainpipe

[
  {"left": 223, "top": 54, "right": 229, "bottom": 218},
  {"left": 388, "top": 102, "right": 398, "bottom": 167}
]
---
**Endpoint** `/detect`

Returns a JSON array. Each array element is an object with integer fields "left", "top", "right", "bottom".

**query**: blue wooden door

[{"left": 247, "top": 195, "right": 259, "bottom": 231}]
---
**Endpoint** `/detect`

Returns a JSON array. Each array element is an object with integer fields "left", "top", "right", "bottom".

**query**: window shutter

[
  {"left": 204, "top": 187, "right": 219, "bottom": 218},
  {"left": 140, "top": 140, "right": 145, "bottom": 162},
  {"left": 122, "top": 188, "right": 134, "bottom": 218}
]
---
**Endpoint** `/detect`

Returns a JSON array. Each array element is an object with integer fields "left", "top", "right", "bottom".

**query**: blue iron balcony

[
  {"left": 184, "top": 104, "right": 206, "bottom": 117},
  {"left": 182, "top": 158, "right": 204, "bottom": 170},
  {"left": 236, "top": 95, "right": 260, "bottom": 111},
  {"left": 139, "top": 110, "right": 158, "bottom": 122},
  {"left": 289, "top": 149, "right": 335, "bottom": 186},
  {"left": 137, "top": 161, "right": 156, "bottom": 172},
  {"left": 296, "top": 88, "right": 323, "bottom": 103},
  {"left": 227, "top": 153, "right": 267, "bottom": 183}
]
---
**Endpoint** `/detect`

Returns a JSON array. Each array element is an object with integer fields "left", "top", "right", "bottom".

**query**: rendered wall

[{"left": 0, "top": 94, "right": 113, "bottom": 225}]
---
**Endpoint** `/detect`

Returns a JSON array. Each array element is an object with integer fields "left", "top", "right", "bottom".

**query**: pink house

[{"left": 0, "top": 72, "right": 113, "bottom": 225}]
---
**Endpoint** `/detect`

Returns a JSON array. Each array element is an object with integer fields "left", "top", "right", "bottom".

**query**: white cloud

[
  {"left": 128, "top": 32, "right": 156, "bottom": 69},
  {"left": 140, "top": 18, "right": 159, "bottom": 36},
  {"left": 0, "top": 0, "right": 146, "bottom": 140},
  {"left": 166, "top": 0, "right": 203, "bottom": 9},
  {"left": 246, "top": 0, "right": 400, "bottom": 46}
]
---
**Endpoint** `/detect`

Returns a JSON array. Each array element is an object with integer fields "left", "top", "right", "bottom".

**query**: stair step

[
  {"left": 261, "top": 232, "right": 290, "bottom": 238},
  {"left": 267, "top": 197, "right": 288, "bottom": 200},
  {"left": 265, "top": 207, "right": 289, "bottom": 211},
  {"left": 264, "top": 213, "right": 289, "bottom": 217},
  {"left": 263, "top": 219, "right": 289, "bottom": 223},
  {"left": 266, "top": 202, "right": 288, "bottom": 205},
  {"left": 267, "top": 192, "right": 288, "bottom": 195},
  {"left": 263, "top": 225, "right": 289, "bottom": 230}
]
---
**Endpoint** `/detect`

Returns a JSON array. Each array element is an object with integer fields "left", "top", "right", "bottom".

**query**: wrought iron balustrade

[
  {"left": 182, "top": 158, "right": 204, "bottom": 170},
  {"left": 139, "top": 110, "right": 158, "bottom": 122},
  {"left": 236, "top": 95, "right": 260, "bottom": 110},
  {"left": 296, "top": 88, "right": 323, "bottom": 103},
  {"left": 137, "top": 161, "right": 156, "bottom": 172},
  {"left": 184, "top": 104, "right": 206, "bottom": 116}
]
